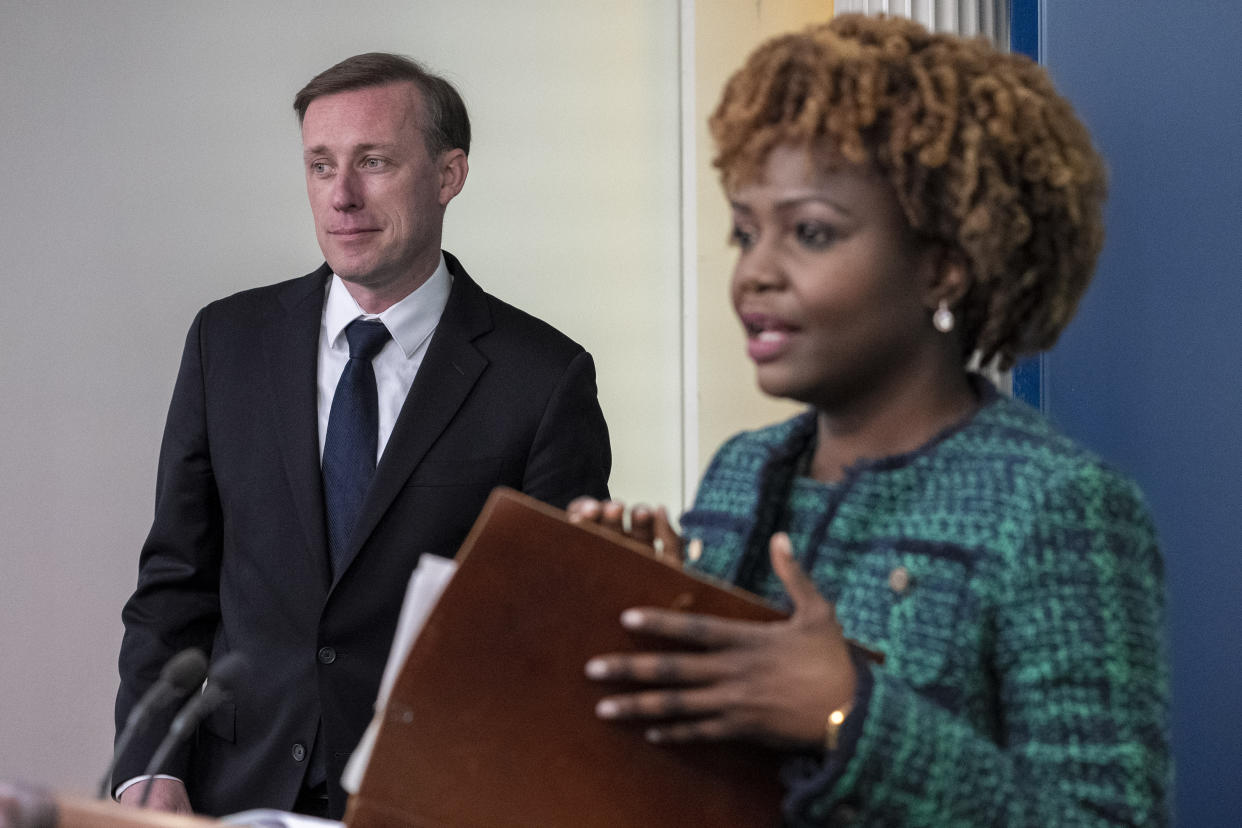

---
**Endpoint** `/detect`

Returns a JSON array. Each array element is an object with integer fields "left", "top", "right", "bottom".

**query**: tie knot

[{"left": 344, "top": 319, "right": 391, "bottom": 361}]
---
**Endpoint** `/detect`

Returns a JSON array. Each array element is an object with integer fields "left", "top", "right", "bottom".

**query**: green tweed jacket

[{"left": 681, "top": 383, "right": 1169, "bottom": 827}]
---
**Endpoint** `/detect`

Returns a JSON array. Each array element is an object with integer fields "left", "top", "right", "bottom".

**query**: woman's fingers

[
  {"left": 586, "top": 648, "right": 735, "bottom": 685},
  {"left": 566, "top": 497, "right": 628, "bottom": 535},
  {"left": 595, "top": 685, "right": 729, "bottom": 723},
  {"left": 566, "top": 496, "right": 603, "bottom": 522},
  {"left": 629, "top": 504, "right": 656, "bottom": 544},
  {"left": 652, "top": 506, "right": 684, "bottom": 563},
  {"left": 567, "top": 499, "right": 685, "bottom": 561},
  {"left": 617, "top": 607, "right": 761, "bottom": 649},
  {"left": 769, "top": 532, "right": 831, "bottom": 618}
]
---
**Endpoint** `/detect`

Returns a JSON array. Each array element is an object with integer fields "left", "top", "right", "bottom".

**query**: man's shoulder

[
  {"left": 443, "top": 255, "right": 587, "bottom": 362},
  {"left": 201, "top": 267, "right": 327, "bottom": 315},
  {"left": 187, "top": 268, "right": 327, "bottom": 339},
  {"left": 479, "top": 290, "right": 582, "bottom": 351}
]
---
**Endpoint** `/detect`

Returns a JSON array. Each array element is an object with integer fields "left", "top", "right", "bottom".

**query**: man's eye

[
  {"left": 310, "top": 162, "right": 329, "bottom": 175},
  {"left": 363, "top": 158, "right": 384, "bottom": 169},
  {"left": 729, "top": 225, "right": 756, "bottom": 249},
  {"left": 796, "top": 222, "right": 836, "bottom": 249}
]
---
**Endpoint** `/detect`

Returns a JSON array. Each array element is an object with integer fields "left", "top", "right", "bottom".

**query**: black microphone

[
  {"left": 99, "top": 648, "right": 208, "bottom": 799},
  {"left": 137, "top": 651, "right": 248, "bottom": 807}
]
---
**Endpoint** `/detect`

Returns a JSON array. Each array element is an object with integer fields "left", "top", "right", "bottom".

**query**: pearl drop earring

[{"left": 933, "top": 300, "right": 955, "bottom": 333}]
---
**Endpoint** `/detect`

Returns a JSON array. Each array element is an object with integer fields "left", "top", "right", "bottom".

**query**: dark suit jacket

[{"left": 114, "top": 253, "right": 611, "bottom": 818}]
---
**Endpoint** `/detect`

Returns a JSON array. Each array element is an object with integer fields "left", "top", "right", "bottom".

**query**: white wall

[{"left": 0, "top": 0, "right": 682, "bottom": 793}]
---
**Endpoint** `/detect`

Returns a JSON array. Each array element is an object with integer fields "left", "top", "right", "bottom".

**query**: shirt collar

[{"left": 323, "top": 253, "right": 453, "bottom": 358}]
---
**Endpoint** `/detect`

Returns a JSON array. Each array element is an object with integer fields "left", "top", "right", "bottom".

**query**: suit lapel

[
  {"left": 329, "top": 256, "right": 493, "bottom": 586},
  {"left": 263, "top": 265, "right": 333, "bottom": 592}
]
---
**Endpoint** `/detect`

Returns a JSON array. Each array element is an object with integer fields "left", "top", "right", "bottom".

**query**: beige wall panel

[{"left": 693, "top": 1, "right": 832, "bottom": 481}]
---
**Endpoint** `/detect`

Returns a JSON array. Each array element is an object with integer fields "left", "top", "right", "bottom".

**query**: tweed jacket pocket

[{"left": 838, "top": 542, "right": 974, "bottom": 688}]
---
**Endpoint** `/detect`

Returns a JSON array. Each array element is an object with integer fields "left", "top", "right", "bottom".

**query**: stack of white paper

[{"left": 340, "top": 554, "right": 458, "bottom": 794}]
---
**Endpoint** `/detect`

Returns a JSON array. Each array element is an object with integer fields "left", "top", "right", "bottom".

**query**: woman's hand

[
  {"left": 585, "top": 533, "right": 856, "bottom": 751},
  {"left": 567, "top": 497, "right": 684, "bottom": 562}
]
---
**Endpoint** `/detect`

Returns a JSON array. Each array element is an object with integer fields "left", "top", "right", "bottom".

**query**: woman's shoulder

[
  {"left": 967, "top": 392, "right": 1112, "bottom": 469},
  {"left": 707, "top": 409, "right": 817, "bottom": 470},
  {"left": 958, "top": 391, "right": 1153, "bottom": 523},
  {"left": 687, "top": 411, "right": 817, "bottom": 519}
]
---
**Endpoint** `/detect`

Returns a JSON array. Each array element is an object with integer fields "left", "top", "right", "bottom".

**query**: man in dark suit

[{"left": 112, "top": 53, "right": 611, "bottom": 820}]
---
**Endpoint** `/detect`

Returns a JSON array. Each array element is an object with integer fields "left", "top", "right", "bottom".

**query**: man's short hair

[{"left": 294, "top": 52, "right": 471, "bottom": 157}]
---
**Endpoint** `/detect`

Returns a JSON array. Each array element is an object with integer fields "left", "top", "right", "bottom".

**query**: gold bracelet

[{"left": 825, "top": 701, "right": 853, "bottom": 753}]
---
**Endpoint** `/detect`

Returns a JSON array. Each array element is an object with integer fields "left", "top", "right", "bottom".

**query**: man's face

[{"left": 301, "top": 82, "right": 462, "bottom": 303}]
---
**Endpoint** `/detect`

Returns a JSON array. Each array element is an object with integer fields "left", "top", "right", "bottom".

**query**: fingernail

[
  {"left": 645, "top": 728, "right": 663, "bottom": 743},
  {"left": 584, "top": 659, "right": 608, "bottom": 679},
  {"left": 620, "top": 609, "right": 643, "bottom": 628},
  {"left": 774, "top": 533, "right": 792, "bottom": 557},
  {"left": 596, "top": 699, "right": 619, "bottom": 718}
]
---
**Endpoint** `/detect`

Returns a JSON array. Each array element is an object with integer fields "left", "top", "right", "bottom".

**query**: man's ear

[
  {"left": 438, "top": 149, "right": 469, "bottom": 206},
  {"left": 920, "top": 244, "right": 970, "bottom": 311}
]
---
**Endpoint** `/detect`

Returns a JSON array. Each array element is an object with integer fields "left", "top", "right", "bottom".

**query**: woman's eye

[
  {"left": 730, "top": 225, "right": 756, "bottom": 249},
  {"left": 795, "top": 222, "right": 836, "bottom": 249}
]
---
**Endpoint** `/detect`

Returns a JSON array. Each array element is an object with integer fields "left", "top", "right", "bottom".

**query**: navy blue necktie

[{"left": 322, "top": 319, "right": 392, "bottom": 578}]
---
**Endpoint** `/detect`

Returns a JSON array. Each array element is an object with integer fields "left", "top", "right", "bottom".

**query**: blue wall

[{"left": 1037, "top": 1, "right": 1242, "bottom": 823}]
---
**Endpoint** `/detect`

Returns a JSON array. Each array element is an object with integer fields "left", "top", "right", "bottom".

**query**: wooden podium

[
  {"left": 27, "top": 491, "right": 789, "bottom": 828},
  {"left": 343, "top": 488, "right": 787, "bottom": 828},
  {"left": 54, "top": 795, "right": 219, "bottom": 827},
  {"left": 0, "top": 792, "right": 219, "bottom": 828}
]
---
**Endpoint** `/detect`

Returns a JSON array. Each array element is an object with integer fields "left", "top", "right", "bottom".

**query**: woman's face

[{"left": 728, "top": 143, "right": 942, "bottom": 413}]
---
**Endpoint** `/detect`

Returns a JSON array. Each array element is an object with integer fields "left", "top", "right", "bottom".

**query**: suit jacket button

[
  {"left": 318, "top": 646, "right": 336, "bottom": 664},
  {"left": 292, "top": 743, "right": 307, "bottom": 762}
]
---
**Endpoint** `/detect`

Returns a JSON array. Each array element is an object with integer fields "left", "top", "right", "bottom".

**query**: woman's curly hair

[{"left": 710, "top": 14, "right": 1107, "bottom": 369}]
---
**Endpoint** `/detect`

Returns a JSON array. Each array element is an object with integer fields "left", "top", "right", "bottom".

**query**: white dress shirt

[{"left": 317, "top": 254, "right": 453, "bottom": 462}]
